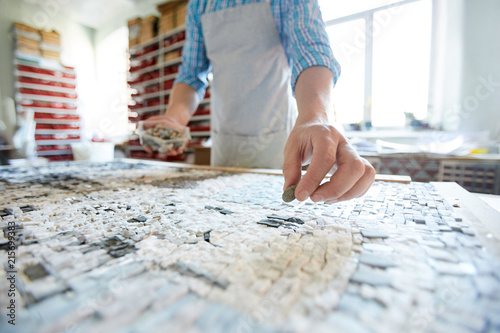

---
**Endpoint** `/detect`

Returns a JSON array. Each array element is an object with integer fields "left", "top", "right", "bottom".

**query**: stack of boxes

[
  {"left": 128, "top": 18, "right": 142, "bottom": 48},
  {"left": 11, "top": 23, "right": 62, "bottom": 62},
  {"left": 176, "top": 1, "right": 188, "bottom": 27},
  {"left": 157, "top": 0, "right": 188, "bottom": 34},
  {"left": 40, "top": 30, "right": 61, "bottom": 62},
  {"left": 10, "top": 23, "right": 80, "bottom": 162},
  {"left": 127, "top": 0, "right": 188, "bottom": 48},
  {"left": 11, "top": 23, "right": 41, "bottom": 56},
  {"left": 157, "top": 2, "right": 176, "bottom": 34},
  {"left": 139, "top": 15, "right": 158, "bottom": 44}
]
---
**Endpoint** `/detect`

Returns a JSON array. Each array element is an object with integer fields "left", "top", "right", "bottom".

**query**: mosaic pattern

[{"left": 1, "top": 161, "right": 499, "bottom": 333}]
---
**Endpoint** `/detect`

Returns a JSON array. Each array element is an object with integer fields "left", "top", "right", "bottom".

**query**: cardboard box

[
  {"left": 138, "top": 15, "right": 158, "bottom": 44},
  {"left": 129, "top": 37, "right": 140, "bottom": 48},
  {"left": 157, "top": 0, "right": 188, "bottom": 33},
  {"left": 15, "top": 35, "right": 40, "bottom": 49},
  {"left": 17, "top": 46, "right": 41, "bottom": 56},
  {"left": 40, "top": 30, "right": 61, "bottom": 46},
  {"left": 158, "top": 13, "right": 175, "bottom": 34},
  {"left": 158, "top": 1, "right": 176, "bottom": 34},
  {"left": 164, "top": 49, "right": 181, "bottom": 62},
  {"left": 157, "top": 1, "right": 176, "bottom": 15},
  {"left": 176, "top": 1, "right": 188, "bottom": 27},
  {"left": 128, "top": 17, "right": 142, "bottom": 47},
  {"left": 193, "top": 146, "right": 211, "bottom": 165},
  {"left": 14, "top": 34, "right": 41, "bottom": 55},
  {"left": 41, "top": 49, "right": 61, "bottom": 62},
  {"left": 12, "top": 22, "right": 39, "bottom": 35},
  {"left": 128, "top": 17, "right": 142, "bottom": 28}
]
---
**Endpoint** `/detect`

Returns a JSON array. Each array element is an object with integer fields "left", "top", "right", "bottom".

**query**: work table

[{"left": 0, "top": 159, "right": 499, "bottom": 332}]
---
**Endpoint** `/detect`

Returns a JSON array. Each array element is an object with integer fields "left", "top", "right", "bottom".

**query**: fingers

[
  {"left": 284, "top": 122, "right": 376, "bottom": 204},
  {"left": 324, "top": 158, "right": 376, "bottom": 203},
  {"left": 295, "top": 135, "right": 338, "bottom": 201},
  {"left": 166, "top": 148, "right": 184, "bottom": 156},
  {"left": 314, "top": 144, "right": 375, "bottom": 203}
]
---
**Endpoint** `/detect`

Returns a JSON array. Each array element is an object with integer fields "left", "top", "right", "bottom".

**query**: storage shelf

[
  {"left": 161, "top": 25, "right": 186, "bottom": 41},
  {"left": 21, "top": 106, "right": 78, "bottom": 115},
  {"left": 34, "top": 118, "right": 80, "bottom": 124},
  {"left": 17, "top": 93, "right": 78, "bottom": 104},
  {"left": 129, "top": 25, "right": 186, "bottom": 53},
  {"left": 130, "top": 41, "right": 185, "bottom": 64},
  {"left": 191, "top": 131, "right": 211, "bottom": 137},
  {"left": 129, "top": 36, "right": 161, "bottom": 54},
  {"left": 14, "top": 54, "right": 75, "bottom": 75},
  {"left": 129, "top": 105, "right": 166, "bottom": 115},
  {"left": 11, "top": 29, "right": 41, "bottom": 41},
  {"left": 131, "top": 49, "right": 161, "bottom": 63},
  {"left": 127, "top": 25, "right": 210, "bottom": 159},
  {"left": 129, "top": 57, "right": 182, "bottom": 78},
  {"left": 129, "top": 64, "right": 161, "bottom": 77},
  {"left": 35, "top": 129, "right": 80, "bottom": 135},
  {"left": 16, "top": 82, "right": 77, "bottom": 95},
  {"left": 37, "top": 149, "right": 73, "bottom": 156},
  {"left": 129, "top": 73, "right": 178, "bottom": 89},
  {"left": 130, "top": 78, "right": 161, "bottom": 89},
  {"left": 129, "top": 98, "right": 210, "bottom": 115},
  {"left": 15, "top": 70, "right": 76, "bottom": 84},
  {"left": 190, "top": 114, "right": 211, "bottom": 122},
  {"left": 163, "top": 41, "right": 185, "bottom": 54},
  {"left": 34, "top": 139, "right": 81, "bottom": 145},
  {"left": 13, "top": 37, "right": 81, "bottom": 162},
  {"left": 134, "top": 89, "right": 172, "bottom": 101}
]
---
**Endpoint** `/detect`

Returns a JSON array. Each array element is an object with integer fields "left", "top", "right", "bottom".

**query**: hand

[
  {"left": 141, "top": 115, "right": 187, "bottom": 156},
  {"left": 282, "top": 122, "right": 375, "bottom": 203}
]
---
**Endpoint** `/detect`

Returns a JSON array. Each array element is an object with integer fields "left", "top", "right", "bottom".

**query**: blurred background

[{"left": 0, "top": 0, "right": 499, "bottom": 193}]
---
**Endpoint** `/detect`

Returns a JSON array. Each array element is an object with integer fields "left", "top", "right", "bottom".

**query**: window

[
  {"left": 326, "top": 20, "right": 366, "bottom": 125},
  {"left": 320, "top": 0, "right": 433, "bottom": 128}
]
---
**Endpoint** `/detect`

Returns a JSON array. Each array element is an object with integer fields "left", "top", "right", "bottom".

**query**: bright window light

[
  {"left": 320, "top": 0, "right": 433, "bottom": 128},
  {"left": 319, "top": 0, "right": 404, "bottom": 22},
  {"left": 326, "top": 20, "right": 366, "bottom": 125},
  {"left": 371, "top": 0, "right": 433, "bottom": 127}
]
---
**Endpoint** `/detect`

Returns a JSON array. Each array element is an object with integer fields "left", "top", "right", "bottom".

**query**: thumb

[{"left": 282, "top": 144, "right": 302, "bottom": 191}]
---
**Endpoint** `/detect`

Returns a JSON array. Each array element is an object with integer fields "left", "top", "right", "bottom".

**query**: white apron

[{"left": 201, "top": 0, "right": 296, "bottom": 169}]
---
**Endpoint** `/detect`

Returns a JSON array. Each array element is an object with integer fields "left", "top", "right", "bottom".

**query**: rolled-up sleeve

[
  {"left": 174, "top": 0, "right": 211, "bottom": 100},
  {"left": 282, "top": 0, "right": 341, "bottom": 91}
]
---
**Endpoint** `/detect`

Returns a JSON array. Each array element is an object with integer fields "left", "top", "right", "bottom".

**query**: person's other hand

[
  {"left": 140, "top": 115, "right": 187, "bottom": 156},
  {"left": 282, "top": 122, "right": 375, "bottom": 203}
]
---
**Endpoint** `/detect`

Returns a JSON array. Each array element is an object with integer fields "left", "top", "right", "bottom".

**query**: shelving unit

[
  {"left": 13, "top": 52, "right": 80, "bottom": 162},
  {"left": 126, "top": 24, "right": 211, "bottom": 162}
]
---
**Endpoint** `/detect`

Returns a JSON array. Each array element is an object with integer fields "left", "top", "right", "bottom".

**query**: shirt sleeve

[
  {"left": 174, "top": 0, "right": 211, "bottom": 100},
  {"left": 282, "top": 0, "right": 341, "bottom": 91}
]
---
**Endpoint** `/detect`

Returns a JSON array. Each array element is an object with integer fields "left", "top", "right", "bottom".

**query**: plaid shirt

[{"left": 175, "top": 0, "right": 341, "bottom": 100}]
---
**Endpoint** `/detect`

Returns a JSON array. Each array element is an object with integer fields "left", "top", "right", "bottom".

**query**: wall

[
  {"left": 459, "top": 0, "right": 500, "bottom": 140},
  {"left": 0, "top": 0, "right": 97, "bottom": 143},
  {"left": 428, "top": 0, "right": 464, "bottom": 131},
  {"left": 430, "top": 0, "right": 500, "bottom": 141}
]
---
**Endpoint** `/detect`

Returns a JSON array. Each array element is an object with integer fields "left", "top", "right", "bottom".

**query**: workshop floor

[{"left": 0, "top": 161, "right": 499, "bottom": 332}]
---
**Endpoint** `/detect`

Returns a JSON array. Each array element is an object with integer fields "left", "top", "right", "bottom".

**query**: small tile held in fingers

[{"left": 282, "top": 185, "right": 296, "bottom": 202}]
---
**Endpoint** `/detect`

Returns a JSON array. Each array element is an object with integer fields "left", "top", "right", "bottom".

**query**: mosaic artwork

[{"left": 0, "top": 161, "right": 499, "bottom": 333}]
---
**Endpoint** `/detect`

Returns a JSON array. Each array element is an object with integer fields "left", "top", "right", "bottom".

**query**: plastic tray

[{"left": 137, "top": 121, "right": 191, "bottom": 153}]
